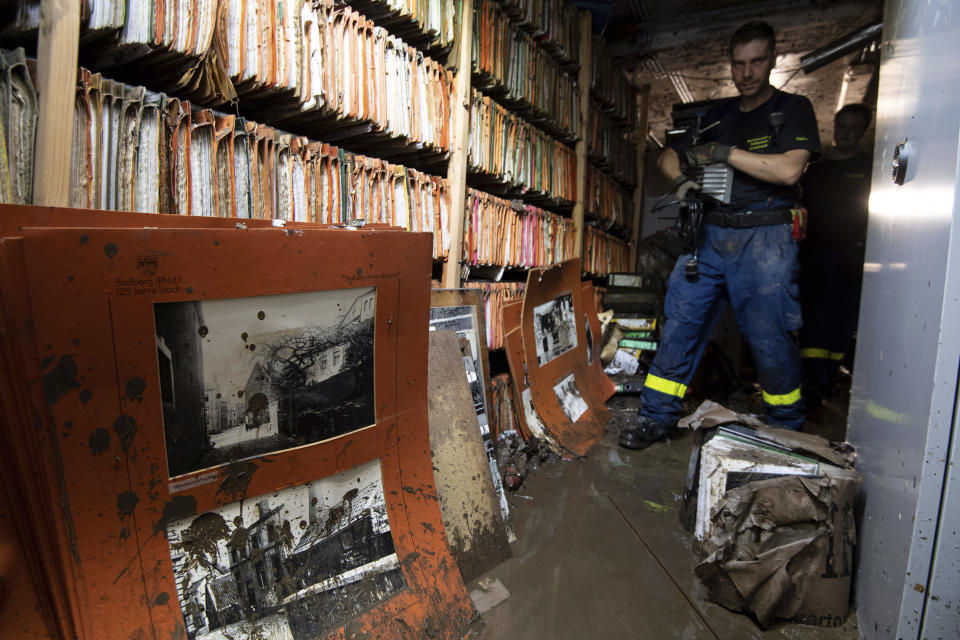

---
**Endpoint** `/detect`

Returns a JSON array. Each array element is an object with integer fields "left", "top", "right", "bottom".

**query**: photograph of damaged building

[
  {"left": 166, "top": 460, "right": 404, "bottom": 640},
  {"left": 5, "top": 0, "right": 960, "bottom": 639},
  {"left": 155, "top": 288, "right": 377, "bottom": 477},
  {"left": 533, "top": 293, "right": 578, "bottom": 365}
]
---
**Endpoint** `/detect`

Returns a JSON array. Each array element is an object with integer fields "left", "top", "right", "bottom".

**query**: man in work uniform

[
  {"left": 798, "top": 104, "right": 873, "bottom": 405},
  {"left": 620, "top": 21, "right": 821, "bottom": 449}
]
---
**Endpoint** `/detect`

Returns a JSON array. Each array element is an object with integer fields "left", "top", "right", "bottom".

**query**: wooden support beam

[
  {"left": 442, "top": 0, "right": 474, "bottom": 288},
  {"left": 629, "top": 84, "right": 651, "bottom": 272},
  {"left": 572, "top": 10, "right": 592, "bottom": 262},
  {"left": 33, "top": 0, "right": 80, "bottom": 207}
]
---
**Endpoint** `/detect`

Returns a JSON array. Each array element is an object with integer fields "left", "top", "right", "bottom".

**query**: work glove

[
  {"left": 689, "top": 142, "right": 733, "bottom": 165},
  {"left": 672, "top": 175, "right": 701, "bottom": 202}
]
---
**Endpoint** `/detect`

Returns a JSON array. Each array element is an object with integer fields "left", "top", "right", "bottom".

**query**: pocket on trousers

[{"left": 783, "top": 275, "right": 803, "bottom": 332}]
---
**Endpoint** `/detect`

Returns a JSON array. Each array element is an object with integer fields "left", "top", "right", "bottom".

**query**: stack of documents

[
  {"left": 583, "top": 226, "right": 630, "bottom": 276},
  {"left": 67, "top": 69, "right": 451, "bottom": 255},
  {"left": 462, "top": 189, "right": 575, "bottom": 270},
  {"left": 462, "top": 281, "right": 525, "bottom": 350},
  {"left": 8, "top": 2, "right": 454, "bottom": 152},
  {"left": 472, "top": 0, "right": 579, "bottom": 141},
  {"left": 0, "top": 48, "right": 37, "bottom": 205},
  {"left": 590, "top": 36, "right": 639, "bottom": 129},
  {"left": 585, "top": 164, "right": 634, "bottom": 231},
  {"left": 496, "top": 0, "right": 580, "bottom": 64},
  {"left": 350, "top": 0, "right": 456, "bottom": 52},
  {"left": 224, "top": 0, "right": 452, "bottom": 153},
  {"left": 468, "top": 89, "right": 576, "bottom": 204},
  {"left": 587, "top": 99, "right": 638, "bottom": 187}
]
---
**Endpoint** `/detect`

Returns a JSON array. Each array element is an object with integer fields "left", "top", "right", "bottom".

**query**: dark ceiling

[{"left": 578, "top": 0, "right": 884, "bottom": 149}]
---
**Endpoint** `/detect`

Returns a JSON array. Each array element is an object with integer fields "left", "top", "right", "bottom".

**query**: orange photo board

[
  {"left": 521, "top": 260, "right": 608, "bottom": 457},
  {"left": 9, "top": 225, "right": 472, "bottom": 639},
  {"left": 581, "top": 281, "right": 616, "bottom": 404}
]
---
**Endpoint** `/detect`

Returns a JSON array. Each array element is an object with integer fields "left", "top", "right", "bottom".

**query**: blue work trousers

[{"left": 640, "top": 223, "right": 805, "bottom": 430}]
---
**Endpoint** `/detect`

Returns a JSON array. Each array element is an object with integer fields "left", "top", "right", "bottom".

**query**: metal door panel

[
  {"left": 922, "top": 368, "right": 960, "bottom": 637},
  {"left": 848, "top": 1, "right": 960, "bottom": 638}
]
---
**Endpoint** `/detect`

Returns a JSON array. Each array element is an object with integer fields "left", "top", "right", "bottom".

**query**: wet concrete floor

[{"left": 467, "top": 395, "right": 859, "bottom": 640}]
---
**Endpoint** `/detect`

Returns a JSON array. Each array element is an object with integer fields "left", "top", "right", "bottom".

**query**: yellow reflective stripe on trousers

[
  {"left": 800, "top": 348, "right": 845, "bottom": 361},
  {"left": 762, "top": 387, "right": 802, "bottom": 406},
  {"left": 644, "top": 374, "right": 687, "bottom": 398}
]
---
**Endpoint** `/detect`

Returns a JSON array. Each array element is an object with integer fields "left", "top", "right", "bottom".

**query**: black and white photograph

[
  {"left": 166, "top": 459, "right": 406, "bottom": 640},
  {"left": 429, "top": 305, "right": 487, "bottom": 429},
  {"left": 155, "top": 287, "right": 376, "bottom": 478},
  {"left": 533, "top": 293, "right": 577, "bottom": 365},
  {"left": 553, "top": 373, "right": 588, "bottom": 423}
]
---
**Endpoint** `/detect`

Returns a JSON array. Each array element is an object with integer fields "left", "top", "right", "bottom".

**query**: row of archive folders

[
  {"left": 0, "top": 48, "right": 36, "bottom": 206},
  {"left": 585, "top": 164, "right": 635, "bottom": 232},
  {"left": 590, "top": 36, "right": 639, "bottom": 128},
  {"left": 472, "top": 0, "right": 579, "bottom": 141},
  {"left": 468, "top": 89, "right": 577, "bottom": 204},
  {"left": 462, "top": 281, "right": 526, "bottom": 351},
  {"left": 587, "top": 100, "right": 639, "bottom": 188},
  {"left": 583, "top": 226, "right": 631, "bottom": 276},
  {"left": 67, "top": 69, "right": 451, "bottom": 258},
  {"left": 494, "top": 0, "right": 580, "bottom": 65},
  {"left": 335, "top": 0, "right": 456, "bottom": 53},
  {"left": 462, "top": 188, "right": 576, "bottom": 271},
  {"left": 5, "top": 1, "right": 453, "bottom": 153},
  {"left": 224, "top": 0, "right": 453, "bottom": 152}
]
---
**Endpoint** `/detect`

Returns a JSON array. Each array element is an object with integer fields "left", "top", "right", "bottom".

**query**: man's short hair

[
  {"left": 836, "top": 103, "right": 873, "bottom": 128},
  {"left": 729, "top": 21, "right": 776, "bottom": 57}
]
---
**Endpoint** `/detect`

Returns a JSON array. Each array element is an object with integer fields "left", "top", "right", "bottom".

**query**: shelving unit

[
  {"left": 450, "top": 4, "right": 646, "bottom": 288},
  {"left": 8, "top": 0, "right": 648, "bottom": 337}
]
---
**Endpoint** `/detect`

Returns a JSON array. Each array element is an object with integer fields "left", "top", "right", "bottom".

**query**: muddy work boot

[{"left": 618, "top": 415, "right": 670, "bottom": 450}]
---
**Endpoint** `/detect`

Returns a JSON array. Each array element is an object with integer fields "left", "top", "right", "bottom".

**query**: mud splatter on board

[
  {"left": 43, "top": 354, "right": 81, "bottom": 406},
  {"left": 113, "top": 415, "right": 139, "bottom": 451},
  {"left": 125, "top": 377, "right": 147, "bottom": 401},
  {"left": 215, "top": 460, "right": 259, "bottom": 502},
  {"left": 88, "top": 428, "right": 110, "bottom": 454}
]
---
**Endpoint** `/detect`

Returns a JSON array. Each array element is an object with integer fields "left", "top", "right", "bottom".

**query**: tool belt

[{"left": 703, "top": 208, "right": 793, "bottom": 228}]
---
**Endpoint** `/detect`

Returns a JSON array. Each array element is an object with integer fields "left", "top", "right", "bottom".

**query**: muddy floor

[{"left": 465, "top": 388, "right": 858, "bottom": 640}]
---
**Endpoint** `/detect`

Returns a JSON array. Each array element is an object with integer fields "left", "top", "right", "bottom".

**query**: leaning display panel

[
  {"left": 520, "top": 260, "right": 609, "bottom": 457},
  {"left": 15, "top": 226, "right": 473, "bottom": 639},
  {"left": 581, "top": 280, "right": 616, "bottom": 404}
]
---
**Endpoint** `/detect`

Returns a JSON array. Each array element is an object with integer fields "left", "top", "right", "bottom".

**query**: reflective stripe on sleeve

[
  {"left": 762, "top": 387, "right": 803, "bottom": 406},
  {"left": 644, "top": 374, "right": 687, "bottom": 398},
  {"left": 800, "top": 348, "right": 845, "bottom": 361}
]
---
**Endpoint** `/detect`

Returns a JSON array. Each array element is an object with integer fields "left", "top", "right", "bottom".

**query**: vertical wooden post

[
  {"left": 629, "top": 84, "right": 651, "bottom": 272},
  {"left": 33, "top": 0, "right": 81, "bottom": 207},
  {"left": 572, "top": 10, "right": 591, "bottom": 262},
  {"left": 442, "top": 0, "right": 474, "bottom": 288}
]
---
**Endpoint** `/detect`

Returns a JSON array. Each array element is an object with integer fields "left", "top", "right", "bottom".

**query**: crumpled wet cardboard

[
  {"left": 681, "top": 400, "right": 861, "bottom": 628},
  {"left": 678, "top": 400, "right": 857, "bottom": 468},
  {"left": 695, "top": 452, "right": 861, "bottom": 628}
]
